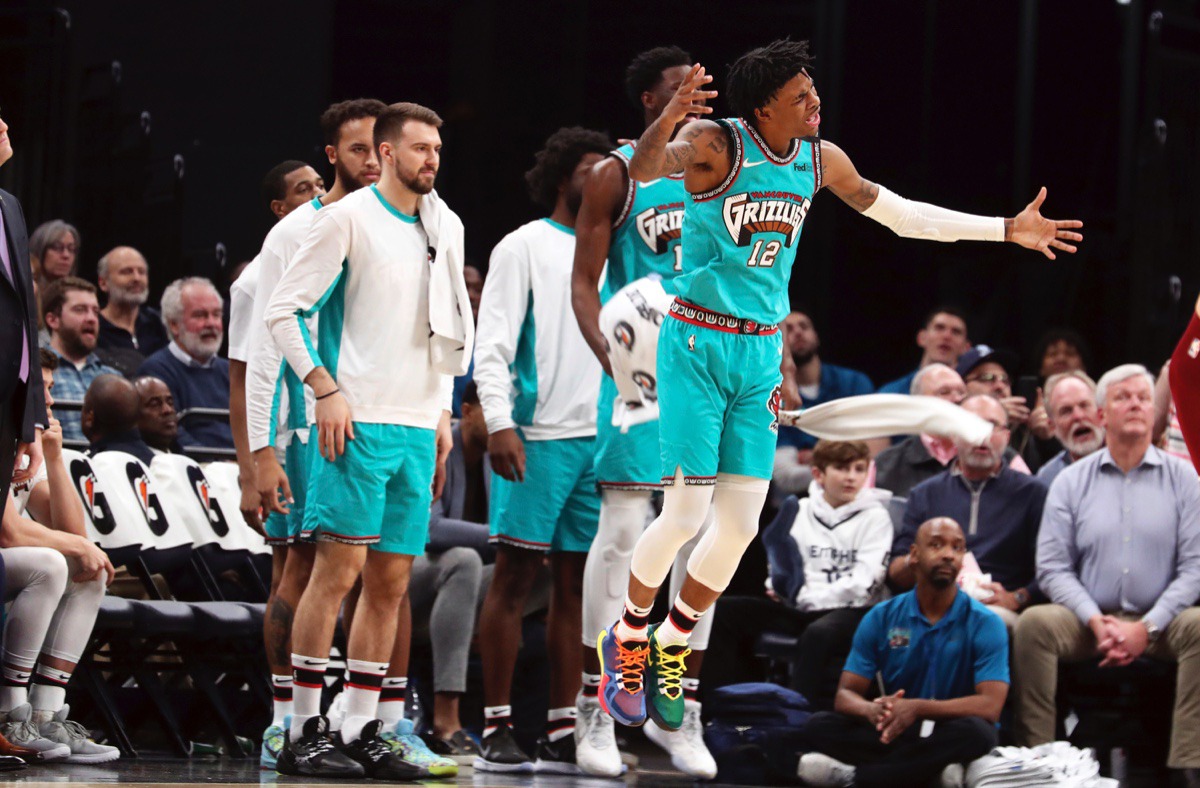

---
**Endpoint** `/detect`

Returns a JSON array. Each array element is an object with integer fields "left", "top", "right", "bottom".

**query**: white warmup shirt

[
  {"left": 785, "top": 482, "right": 894, "bottom": 611},
  {"left": 474, "top": 218, "right": 601, "bottom": 441},
  {"left": 266, "top": 185, "right": 454, "bottom": 428},
  {"left": 245, "top": 198, "right": 322, "bottom": 451},
  {"left": 227, "top": 256, "right": 261, "bottom": 364}
]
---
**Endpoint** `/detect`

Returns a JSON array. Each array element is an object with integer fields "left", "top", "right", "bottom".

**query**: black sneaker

[
  {"left": 473, "top": 724, "right": 533, "bottom": 773},
  {"left": 276, "top": 716, "right": 363, "bottom": 778},
  {"left": 533, "top": 733, "right": 580, "bottom": 775},
  {"left": 339, "top": 720, "right": 429, "bottom": 781},
  {"left": 421, "top": 729, "right": 480, "bottom": 765}
]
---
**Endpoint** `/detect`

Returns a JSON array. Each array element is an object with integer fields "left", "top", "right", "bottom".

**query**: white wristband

[{"left": 862, "top": 185, "right": 1005, "bottom": 243}]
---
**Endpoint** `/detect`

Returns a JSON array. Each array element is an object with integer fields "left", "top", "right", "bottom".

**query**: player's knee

[{"left": 40, "top": 550, "right": 70, "bottom": 597}]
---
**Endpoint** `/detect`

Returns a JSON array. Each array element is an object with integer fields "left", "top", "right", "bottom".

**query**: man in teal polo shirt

[{"left": 797, "top": 517, "right": 1008, "bottom": 788}]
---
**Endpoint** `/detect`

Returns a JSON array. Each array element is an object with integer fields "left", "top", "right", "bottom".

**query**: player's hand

[
  {"left": 662, "top": 64, "right": 718, "bottom": 128},
  {"left": 1009, "top": 187, "right": 1083, "bottom": 260},
  {"left": 980, "top": 582, "right": 1021, "bottom": 611},
  {"left": 11, "top": 430, "right": 43, "bottom": 485},
  {"left": 432, "top": 411, "right": 453, "bottom": 501},
  {"left": 239, "top": 474, "right": 265, "bottom": 535},
  {"left": 40, "top": 417, "right": 63, "bottom": 463},
  {"left": 1000, "top": 395, "right": 1031, "bottom": 427},
  {"left": 315, "top": 390, "right": 354, "bottom": 461},
  {"left": 489, "top": 428, "right": 526, "bottom": 483},
  {"left": 1029, "top": 388, "right": 1053, "bottom": 440},
  {"left": 254, "top": 448, "right": 292, "bottom": 517},
  {"left": 74, "top": 539, "right": 116, "bottom": 586}
]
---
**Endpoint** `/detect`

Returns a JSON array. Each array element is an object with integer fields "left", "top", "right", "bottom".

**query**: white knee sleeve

[
  {"left": 671, "top": 505, "right": 715, "bottom": 650},
  {"left": 41, "top": 558, "right": 105, "bottom": 664},
  {"left": 582, "top": 490, "right": 652, "bottom": 645},
  {"left": 629, "top": 473, "right": 714, "bottom": 589},
  {"left": 2, "top": 547, "right": 69, "bottom": 671},
  {"left": 685, "top": 474, "right": 769, "bottom": 594}
]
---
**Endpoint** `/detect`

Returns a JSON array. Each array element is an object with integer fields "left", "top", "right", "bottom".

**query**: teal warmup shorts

[
  {"left": 264, "top": 432, "right": 314, "bottom": 545},
  {"left": 304, "top": 422, "right": 435, "bottom": 555},
  {"left": 490, "top": 435, "right": 601, "bottom": 553},
  {"left": 594, "top": 374, "right": 663, "bottom": 492},
  {"left": 657, "top": 313, "right": 783, "bottom": 484}
]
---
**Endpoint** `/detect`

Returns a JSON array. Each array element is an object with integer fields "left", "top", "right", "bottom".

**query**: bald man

[
  {"left": 81, "top": 374, "right": 155, "bottom": 465},
  {"left": 96, "top": 246, "right": 169, "bottom": 376},
  {"left": 798, "top": 518, "right": 1008, "bottom": 788}
]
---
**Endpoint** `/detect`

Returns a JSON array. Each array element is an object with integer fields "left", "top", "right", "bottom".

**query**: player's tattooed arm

[
  {"left": 820, "top": 140, "right": 882, "bottom": 213},
  {"left": 628, "top": 63, "right": 718, "bottom": 180}
]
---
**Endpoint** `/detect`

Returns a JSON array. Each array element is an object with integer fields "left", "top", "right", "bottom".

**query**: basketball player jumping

[{"left": 597, "top": 39, "right": 1083, "bottom": 734}]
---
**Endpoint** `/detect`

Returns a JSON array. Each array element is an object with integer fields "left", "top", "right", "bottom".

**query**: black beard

[
  {"left": 792, "top": 350, "right": 816, "bottom": 367},
  {"left": 929, "top": 573, "right": 955, "bottom": 590}
]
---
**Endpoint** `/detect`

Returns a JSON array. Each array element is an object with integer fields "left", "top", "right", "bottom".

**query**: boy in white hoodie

[{"left": 704, "top": 440, "right": 894, "bottom": 710}]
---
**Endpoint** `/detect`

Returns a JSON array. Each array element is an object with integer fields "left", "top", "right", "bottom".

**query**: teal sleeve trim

[
  {"left": 298, "top": 313, "right": 323, "bottom": 370},
  {"left": 541, "top": 217, "right": 575, "bottom": 236},
  {"left": 510, "top": 291, "right": 538, "bottom": 425},
  {"left": 371, "top": 184, "right": 419, "bottom": 223}
]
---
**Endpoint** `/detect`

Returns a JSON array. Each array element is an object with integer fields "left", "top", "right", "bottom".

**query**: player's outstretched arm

[
  {"left": 628, "top": 64, "right": 718, "bottom": 181},
  {"left": 821, "top": 140, "right": 1083, "bottom": 258},
  {"left": 571, "top": 158, "right": 624, "bottom": 374}
]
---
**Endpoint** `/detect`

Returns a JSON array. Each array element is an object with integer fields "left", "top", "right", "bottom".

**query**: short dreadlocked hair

[
  {"left": 725, "top": 39, "right": 814, "bottom": 119},
  {"left": 624, "top": 46, "right": 692, "bottom": 108},
  {"left": 319, "top": 98, "right": 388, "bottom": 147},
  {"left": 524, "top": 126, "right": 614, "bottom": 210}
]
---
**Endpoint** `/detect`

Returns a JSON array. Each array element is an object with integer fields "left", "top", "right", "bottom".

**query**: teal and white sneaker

[
  {"left": 260, "top": 716, "right": 287, "bottom": 769},
  {"left": 380, "top": 718, "right": 458, "bottom": 778}
]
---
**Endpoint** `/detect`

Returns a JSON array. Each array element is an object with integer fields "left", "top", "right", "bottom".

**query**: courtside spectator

[
  {"left": 81, "top": 374, "right": 156, "bottom": 465},
  {"left": 96, "top": 246, "right": 169, "bottom": 376},
  {"left": 133, "top": 376, "right": 182, "bottom": 455},
  {"left": 451, "top": 264, "right": 485, "bottom": 418},
  {"left": 708, "top": 440, "right": 892, "bottom": 710},
  {"left": 41, "top": 277, "right": 119, "bottom": 443},
  {"left": 798, "top": 517, "right": 1006, "bottom": 788},
  {"left": 137, "top": 277, "right": 232, "bottom": 450},
  {"left": 1032, "top": 327, "right": 1091, "bottom": 381},
  {"left": 774, "top": 312, "right": 878, "bottom": 496},
  {"left": 1015, "top": 364, "right": 1200, "bottom": 783},
  {"left": 28, "top": 220, "right": 79, "bottom": 295},
  {"left": 876, "top": 307, "right": 970, "bottom": 395},
  {"left": 958, "top": 345, "right": 1044, "bottom": 472},
  {"left": 887, "top": 394, "right": 1046, "bottom": 629},
  {"left": 1036, "top": 371, "right": 1103, "bottom": 487}
]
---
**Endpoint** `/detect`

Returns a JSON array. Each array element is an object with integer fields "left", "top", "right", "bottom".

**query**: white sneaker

[
  {"left": 574, "top": 694, "right": 622, "bottom": 778},
  {"left": 34, "top": 705, "right": 120, "bottom": 764},
  {"left": 797, "top": 752, "right": 855, "bottom": 788},
  {"left": 2, "top": 703, "right": 70, "bottom": 761},
  {"left": 940, "top": 762, "right": 965, "bottom": 788},
  {"left": 643, "top": 699, "right": 717, "bottom": 779}
]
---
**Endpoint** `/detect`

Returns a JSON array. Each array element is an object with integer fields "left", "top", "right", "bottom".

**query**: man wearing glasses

[
  {"left": 886, "top": 394, "right": 1048, "bottom": 630},
  {"left": 958, "top": 345, "right": 1045, "bottom": 472}
]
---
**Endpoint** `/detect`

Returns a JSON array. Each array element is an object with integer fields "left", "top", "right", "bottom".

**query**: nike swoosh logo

[
  {"left": 743, "top": 160, "right": 769, "bottom": 168},
  {"left": 642, "top": 178, "right": 662, "bottom": 187},
  {"left": 302, "top": 659, "right": 325, "bottom": 666}
]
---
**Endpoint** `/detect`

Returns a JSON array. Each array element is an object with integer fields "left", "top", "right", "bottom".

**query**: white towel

[
  {"left": 597, "top": 276, "right": 676, "bottom": 432},
  {"left": 778, "top": 394, "right": 993, "bottom": 445},
  {"left": 420, "top": 189, "right": 474, "bottom": 376}
]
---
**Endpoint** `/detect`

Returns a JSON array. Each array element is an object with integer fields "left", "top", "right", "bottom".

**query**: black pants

[
  {"left": 802, "top": 711, "right": 997, "bottom": 788},
  {"left": 0, "top": 392, "right": 22, "bottom": 507},
  {"left": 702, "top": 596, "right": 867, "bottom": 710}
]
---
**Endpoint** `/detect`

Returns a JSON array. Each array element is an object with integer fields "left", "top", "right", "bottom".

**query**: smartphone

[{"left": 1015, "top": 375, "right": 1040, "bottom": 404}]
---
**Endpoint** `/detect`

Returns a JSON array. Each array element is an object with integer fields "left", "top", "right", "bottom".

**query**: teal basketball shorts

[
  {"left": 264, "top": 431, "right": 314, "bottom": 545},
  {"left": 490, "top": 435, "right": 601, "bottom": 553},
  {"left": 304, "top": 422, "right": 436, "bottom": 555},
  {"left": 594, "top": 374, "right": 664, "bottom": 492},
  {"left": 657, "top": 302, "right": 784, "bottom": 484}
]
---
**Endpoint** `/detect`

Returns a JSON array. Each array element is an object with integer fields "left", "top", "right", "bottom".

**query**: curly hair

[
  {"left": 319, "top": 98, "right": 388, "bottom": 147},
  {"left": 725, "top": 39, "right": 814, "bottom": 119},
  {"left": 624, "top": 45, "right": 692, "bottom": 108},
  {"left": 524, "top": 126, "right": 614, "bottom": 210}
]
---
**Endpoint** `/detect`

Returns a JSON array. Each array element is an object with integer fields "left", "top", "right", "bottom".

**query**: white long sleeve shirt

[
  {"left": 474, "top": 218, "right": 600, "bottom": 441},
  {"left": 265, "top": 185, "right": 454, "bottom": 428},
  {"left": 245, "top": 198, "right": 321, "bottom": 450},
  {"left": 227, "top": 255, "right": 261, "bottom": 364},
  {"left": 790, "top": 482, "right": 894, "bottom": 611}
]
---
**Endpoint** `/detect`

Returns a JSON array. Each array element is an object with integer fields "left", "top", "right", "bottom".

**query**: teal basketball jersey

[
  {"left": 601, "top": 143, "right": 688, "bottom": 301},
  {"left": 675, "top": 119, "right": 821, "bottom": 325}
]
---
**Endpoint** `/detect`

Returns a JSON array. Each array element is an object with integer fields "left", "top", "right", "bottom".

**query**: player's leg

[{"left": 29, "top": 558, "right": 118, "bottom": 763}]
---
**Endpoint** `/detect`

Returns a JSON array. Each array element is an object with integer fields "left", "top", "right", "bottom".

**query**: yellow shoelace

[{"left": 653, "top": 641, "right": 692, "bottom": 700}]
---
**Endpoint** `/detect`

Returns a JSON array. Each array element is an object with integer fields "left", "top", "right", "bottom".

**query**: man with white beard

[
  {"left": 95, "top": 246, "right": 169, "bottom": 376},
  {"left": 1036, "top": 371, "right": 1105, "bottom": 487},
  {"left": 136, "top": 277, "right": 232, "bottom": 449}
]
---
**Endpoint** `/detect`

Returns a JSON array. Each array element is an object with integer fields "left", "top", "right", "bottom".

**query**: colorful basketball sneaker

[
  {"left": 260, "top": 720, "right": 285, "bottom": 769},
  {"left": 645, "top": 624, "right": 690, "bottom": 732},
  {"left": 380, "top": 718, "right": 458, "bottom": 778},
  {"left": 596, "top": 624, "right": 648, "bottom": 727}
]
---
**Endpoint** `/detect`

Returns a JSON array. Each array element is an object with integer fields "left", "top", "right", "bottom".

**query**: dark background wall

[{"left": 2, "top": 0, "right": 1198, "bottom": 385}]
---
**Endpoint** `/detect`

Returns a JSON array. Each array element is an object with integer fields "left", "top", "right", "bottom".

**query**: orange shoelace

[{"left": 615, "top": 640, "right": 649, "bottom": 694}]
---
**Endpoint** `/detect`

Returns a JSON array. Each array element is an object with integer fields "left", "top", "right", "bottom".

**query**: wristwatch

[
  {"left": 1013, "top": 589, "right": 1030, "bottom": 608},
  {"left": 1142, "top": 618, "right": 1162, "bottom": 644}
]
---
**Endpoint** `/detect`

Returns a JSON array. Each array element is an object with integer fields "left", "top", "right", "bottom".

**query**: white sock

[
  {"left": 613, "top": 598, "right": 652, "bottom": 643},
  {"left": 290, "top": 653, "right": 328, "bottom": 740},
  {"left": 654, "top": 597, "right": 703, "bottom": 648},
  {"left": 484, "top": 704, "right": 512, "bottom": 738},
  {"left": 378, "top": 677, "right": 407, "bottom": 726},
  {"left": 341, "top": 659, "right": 387, "bottom": 743},
  {"left": 546, "top": 707, "right": 577, "bottom": 742},
  {"left": 271, "top": 674, "right": 293, "bottom": 727}
]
